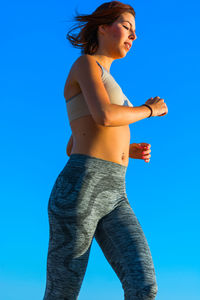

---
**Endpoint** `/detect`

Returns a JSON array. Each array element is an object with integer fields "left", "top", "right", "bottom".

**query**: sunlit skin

[
  {"left": 66, "top": 12, "right": 152, "bottom": 163},
  {"left": 92, "top": 12, "right": 138, "bottom": 70},
  {"left": 129, "top": 143, "right": 151, "bottom": 163},
  {"left": 66, "top": 139, "right": 151, "bottom": 163},
  {"left": 96, "top": 13, "right": 151, "bottom": 163}
]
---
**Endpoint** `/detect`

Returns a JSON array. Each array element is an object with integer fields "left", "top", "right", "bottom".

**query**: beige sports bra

[{"left": 65, "top": 60, "right": 134, "bottom": 123}]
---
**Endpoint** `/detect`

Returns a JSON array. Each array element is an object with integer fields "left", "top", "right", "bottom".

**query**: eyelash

[{"left": 123, "top": 25, "right": 129, "bottom": 30}]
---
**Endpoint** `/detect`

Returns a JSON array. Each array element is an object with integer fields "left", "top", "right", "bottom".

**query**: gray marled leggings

[{"left": 43, "top": 153, "right": 158, "bottom": 300}]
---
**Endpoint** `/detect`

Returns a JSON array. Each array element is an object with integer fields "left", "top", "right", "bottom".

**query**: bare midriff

[
  {"left": 69, "top": 116, "right": 130, "bottom": 167},
  {"left": 64, "top": 62, "right": 131, "bottom": 167}
]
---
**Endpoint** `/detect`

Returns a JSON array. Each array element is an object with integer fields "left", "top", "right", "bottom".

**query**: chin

[
  {"left": 119, "top": 50, "right": 127, "bottom": 58},
  {"left": 110, "top": 46, "right": 127, "bottom": 59}
]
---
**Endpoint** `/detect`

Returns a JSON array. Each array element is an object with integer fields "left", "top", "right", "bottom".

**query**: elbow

[
  {"left": 101, "top": 109, "right": 111, "bottom": 127},
  {"left": 102, "top": 118, "right": 110, "bottom": 127},
  {"left": 66, "top": 138, "right": 73, "bottom": 156},
  {"left": 66, "top": 147, "right": 71, "bottom": 156},
  {"left": 94, "top": 115, "right": 110, "bottom": 127},
  {"left": 94, "top": 108, "right": 111, "bottom": 127}
]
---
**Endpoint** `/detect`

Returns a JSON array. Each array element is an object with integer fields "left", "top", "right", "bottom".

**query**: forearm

[{"left": 104, "top": 104, "right": 151, "bottom": 127}]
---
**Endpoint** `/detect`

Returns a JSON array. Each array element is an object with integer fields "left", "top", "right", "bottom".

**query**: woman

[{"left": 43, "top": 1, "right": 168, "bottom": 300}]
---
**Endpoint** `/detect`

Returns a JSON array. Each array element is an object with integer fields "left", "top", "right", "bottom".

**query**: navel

[{"left": 121, "top": 152, "right": 125, "bottom": 160}]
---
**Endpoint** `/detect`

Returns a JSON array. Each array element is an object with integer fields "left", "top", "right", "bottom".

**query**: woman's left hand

[{"left": 129, "top": 143, "right": 151, "bottom": 163}]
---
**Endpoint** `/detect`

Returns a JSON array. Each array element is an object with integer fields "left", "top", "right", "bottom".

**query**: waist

[
  {"left": 67, "top": 153, "right": 127, "bottom": 178},
  {"left": 70, "top": 120, "right": 130, "bottom": 167}
]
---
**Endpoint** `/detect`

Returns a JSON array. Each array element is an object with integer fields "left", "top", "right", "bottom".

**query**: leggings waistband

[{"left": 67, "top": 153, "right": 127, "bottom": 178}]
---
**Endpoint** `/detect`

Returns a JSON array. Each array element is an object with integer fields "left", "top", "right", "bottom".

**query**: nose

[{"left": 131, "top": 32, "right": 137, "bottom": 41}]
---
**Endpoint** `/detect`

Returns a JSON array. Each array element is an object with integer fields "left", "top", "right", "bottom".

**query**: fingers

[
  {"left": 142, "top": 153, "right": 151, "bottom": 159},
  {"left": 144, "top": 155, "right": 151, "bottom": 163},
  {"left": 142, "top": 145, "right": 151, "bottom": 152},
  {"left": 141, "top": 144, "right": 151, "bottom": 149},
  {"left": 149, "top": 96, "right": 165, "bottom": 102},
  {"left": 142, "top": 155, "right": 151, "bottom": 163},
  {"left": 142, "top": 150, "right": 151, "bottom": 155},
  {"left": 140, "top": 144, "right": 151, "bottom": 163},
  {"left": 142, "top": 149, "right": 151, "bottom": 163},
  {"left": 153, "top": 96, "right": 164, "bottom": 101}
]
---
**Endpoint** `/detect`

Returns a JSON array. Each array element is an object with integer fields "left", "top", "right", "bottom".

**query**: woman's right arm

[{"left": 75, "top": 55, "right": 167, "bottom": 127}]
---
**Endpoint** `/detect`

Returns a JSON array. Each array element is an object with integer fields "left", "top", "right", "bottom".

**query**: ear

[{"left": 98, "top": 24, "right": 108, "bottom": 35}]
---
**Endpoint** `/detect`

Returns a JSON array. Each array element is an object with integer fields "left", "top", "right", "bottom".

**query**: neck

[{"left": 90, "top": 53, "right": 115, "bottom": 73}]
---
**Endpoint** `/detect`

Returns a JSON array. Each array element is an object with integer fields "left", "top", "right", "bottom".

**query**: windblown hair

[{"left": 66, "top": 1, "right": 136, "bottom": 55}]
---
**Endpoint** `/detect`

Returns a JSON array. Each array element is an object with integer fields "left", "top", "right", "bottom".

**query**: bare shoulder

[
  {"left": 69, "top": 54, "right": 110, "bottom": 125},
  {"left": 75, "top": 54, "right": 97, "bottom": 64},
  {"left": 65, "top": 54, "right": 101, "bottom": 85},
  {"left": 73, "top": 54, "right": 102, "bottom": 75},
  {"left": 64, "top": 55, "right": 91, "bottom": 100}
]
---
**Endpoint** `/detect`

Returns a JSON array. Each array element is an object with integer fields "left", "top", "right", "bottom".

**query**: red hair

[{"left": 66, "top": 1, "right": 136, "bottom": 55}]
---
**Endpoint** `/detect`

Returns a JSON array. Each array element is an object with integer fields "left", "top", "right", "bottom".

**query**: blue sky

[{"left": 1, "top": 0, "right": 200, "bottom": 299}]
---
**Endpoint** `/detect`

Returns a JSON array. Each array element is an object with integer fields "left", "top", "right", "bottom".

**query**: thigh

[
  {"left": 94, "top": 198, "right": 158, "bottom": 298},
  {"left": 43, "top": 167, "right": 99, "bottom": 299}
]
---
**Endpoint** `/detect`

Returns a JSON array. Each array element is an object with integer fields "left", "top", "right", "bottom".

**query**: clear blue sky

[{"left": 1, "top": 0, "right": 200, "bottom": 299}]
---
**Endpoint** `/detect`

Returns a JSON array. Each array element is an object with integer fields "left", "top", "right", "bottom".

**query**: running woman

[{"left": 43, "top": 1, "right": 168, "bottom": 299}]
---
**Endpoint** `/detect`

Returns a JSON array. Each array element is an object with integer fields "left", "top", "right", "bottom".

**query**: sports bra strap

[{"left": 96, "top": 60, "right": 104, "bottom": 76}]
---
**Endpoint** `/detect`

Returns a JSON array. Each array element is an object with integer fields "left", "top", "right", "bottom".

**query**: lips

[{"left": 124, "top": 42, "right": 132, "bottom": 50}]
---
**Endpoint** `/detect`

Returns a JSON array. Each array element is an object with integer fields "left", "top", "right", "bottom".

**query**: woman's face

[{"left": 99, "top": 12, "right": 137, "bottom": 58}]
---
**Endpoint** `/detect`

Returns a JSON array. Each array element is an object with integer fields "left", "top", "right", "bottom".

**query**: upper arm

[{"left": 74, "top": 55, "right": 111, "bottom": 125}]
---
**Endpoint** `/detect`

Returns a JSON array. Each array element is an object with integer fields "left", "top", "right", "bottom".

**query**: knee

[
  {"left": 137, "top": 282, "right": 158, "bottom": 299},
  {"left": 125, "top": 282, "right": 158, "bottom": 300}
]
